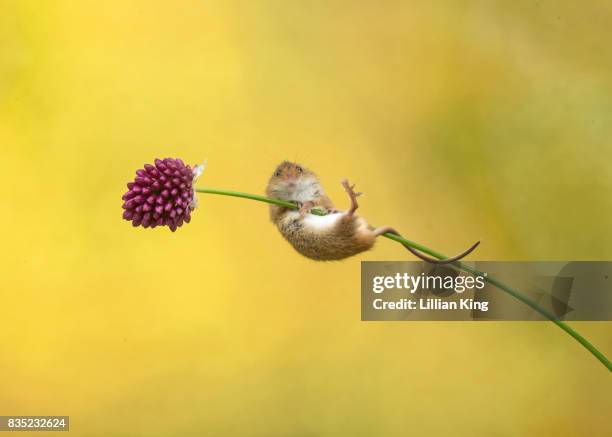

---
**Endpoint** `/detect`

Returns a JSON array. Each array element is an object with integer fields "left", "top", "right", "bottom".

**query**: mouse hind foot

[{"left": 341, "top": 179, "right": 362, "bottom": 216}]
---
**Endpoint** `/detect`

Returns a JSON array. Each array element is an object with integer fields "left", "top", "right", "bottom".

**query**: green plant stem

[{"left": 195, "top": 187, "right": 611, "bottom": 371}]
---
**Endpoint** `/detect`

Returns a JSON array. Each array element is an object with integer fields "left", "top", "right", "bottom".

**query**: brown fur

[
  {"left": 266, "top": 161, "right": 481, "bottom": 263},
  {"left": 266, "top": 161, "right": 376, "bottom": 261},
  {"left": 276, "top": 213, "right": 376, "bottom": 261}
]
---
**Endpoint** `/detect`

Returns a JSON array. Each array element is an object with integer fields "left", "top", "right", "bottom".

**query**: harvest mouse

[{"left": 266, "top": 161, "right": 479, "bottom": 262}]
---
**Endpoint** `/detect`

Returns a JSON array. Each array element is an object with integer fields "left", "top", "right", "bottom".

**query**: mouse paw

[
  {"left": 341, "top": 179, "right": 362, "bottom": 214},
  {"left": 341, "top": 179, "right": 363, "bottom": 199},
  {"left": 298, "top": 200, "right": 314, "bottom": 217}
]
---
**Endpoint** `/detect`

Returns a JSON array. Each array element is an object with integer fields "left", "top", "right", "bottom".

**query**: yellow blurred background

[{"left": 1, "top": 1, "right": 611, "bottom": 435}]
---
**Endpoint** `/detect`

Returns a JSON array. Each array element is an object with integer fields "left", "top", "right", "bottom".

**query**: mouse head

[
  {"left": 267, "top": 161, "right": 318, "bottom": 200},
  {"left": 271, "top": 160, "right": 312, "bottom": 180}
]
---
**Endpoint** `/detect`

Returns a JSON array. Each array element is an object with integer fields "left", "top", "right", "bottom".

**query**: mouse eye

[
  {"left": 295, "top": 166, "right": 303, "bottom": 173},
  {"left": 274, "top": 170, "right": 281, "bottom": 177}
]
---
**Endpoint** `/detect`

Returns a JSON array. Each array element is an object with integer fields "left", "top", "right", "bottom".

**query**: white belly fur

[
  {"left": 302, "top": 212, "right": 344, "bottom": 231},
  {"left": 284, "top": 211, "right": 370, "bottom": 234}
]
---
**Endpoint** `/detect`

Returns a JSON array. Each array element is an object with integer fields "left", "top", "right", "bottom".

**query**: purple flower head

[{"left": 122, "top": 158, "right": 204, "bottom": 232}]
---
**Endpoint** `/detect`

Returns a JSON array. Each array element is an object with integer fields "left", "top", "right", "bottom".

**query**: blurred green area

[{"left": 0, "top": 1, "right": 610, "bottom": 436}]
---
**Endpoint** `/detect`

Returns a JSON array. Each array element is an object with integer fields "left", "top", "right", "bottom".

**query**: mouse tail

[
  {"left": 403, "top": 240, "right": 480, "bottom": 264},
  {"left": 373, "top": 226, "right": 479, "bottom": 264}
]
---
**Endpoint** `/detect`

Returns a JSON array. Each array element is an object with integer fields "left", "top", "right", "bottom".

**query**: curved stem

[{"left": 195, "top": 187, "right": 611, "bottom": 371}]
